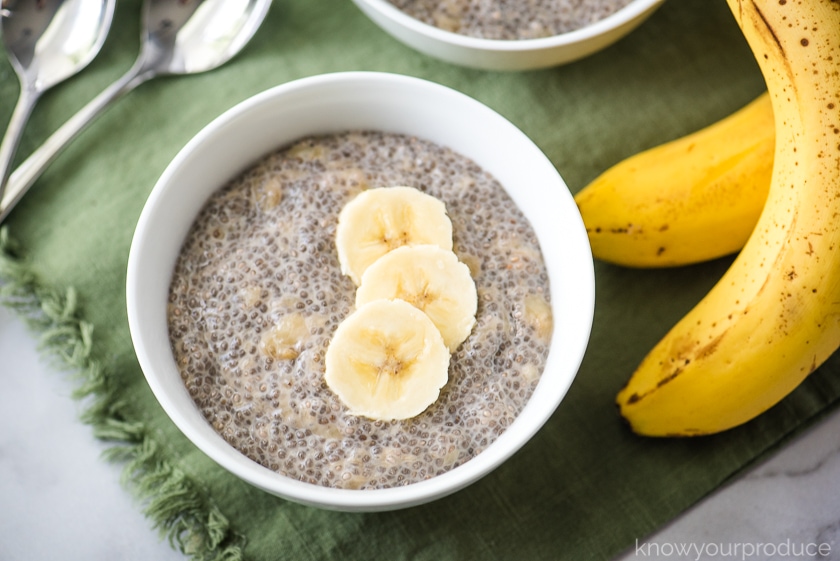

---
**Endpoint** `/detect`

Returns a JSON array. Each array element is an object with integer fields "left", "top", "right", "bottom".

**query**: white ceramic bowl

[
  {"left": 126, "top": 71, "right": 594, "bottom": 511},
  {"left": 351, "top": 0, "right": 665, "bottom": 70}
]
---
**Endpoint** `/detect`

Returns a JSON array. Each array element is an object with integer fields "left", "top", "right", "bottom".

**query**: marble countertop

[{"left": 2, "top": 303, "right": 839, "bottom": 560}]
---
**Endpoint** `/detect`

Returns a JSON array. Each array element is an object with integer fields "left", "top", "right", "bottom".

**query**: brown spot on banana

[
  {"left": 621, "top": 366, "right": 683, "bottom": 406},
  {"left": 695, "top": 331, "right": 727, "bottom": 360},
  {"left": 751, "top": 0, "right": 785, "bottom": 59}
]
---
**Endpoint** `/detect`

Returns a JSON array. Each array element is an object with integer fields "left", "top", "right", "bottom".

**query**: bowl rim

[
  {"left": 354, "top": 0, "right": 666, "bottom": 51},
  {"left": 127, "top": 71, "right": 595, "bottom": 511}
]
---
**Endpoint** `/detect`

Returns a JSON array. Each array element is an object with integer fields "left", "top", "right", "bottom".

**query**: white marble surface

[
  {"left": 615, "top": 413, "right": 840, "bottom": 560},
  {"left": 2, "top": 303, "right": 840, "bottom": 561},
  {"left": 0, "top": 306, "right": 183, "bottom": 561}
]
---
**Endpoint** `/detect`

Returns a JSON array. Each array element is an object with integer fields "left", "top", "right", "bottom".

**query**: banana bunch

[
  {"left": 615, "top": 0, "right": 840, "bottom": 435},
  {"left": 575, "top": 93, "right": 774, "bottom": 267},
  {"left": 325, "top": 186, "right": 477, "bottom": 421}
]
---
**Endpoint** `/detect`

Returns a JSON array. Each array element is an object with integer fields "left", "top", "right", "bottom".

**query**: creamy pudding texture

[
  {"left": 167, "top": 131, "right": 553, "bottom": 489},
  {"left": 386, "top": 0, "right": 634, "bottom": 40}
]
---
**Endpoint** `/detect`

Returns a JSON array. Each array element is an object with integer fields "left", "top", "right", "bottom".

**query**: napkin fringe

[{"left": 0, "top": 226, "right": 246, "bottom": 561}]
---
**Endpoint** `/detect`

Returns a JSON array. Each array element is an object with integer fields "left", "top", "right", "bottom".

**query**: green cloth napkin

[{"left": 3, "top": 0, "right": 840, "bottom": 559}]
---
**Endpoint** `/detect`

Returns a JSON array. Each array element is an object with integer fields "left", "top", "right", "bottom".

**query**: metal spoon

[
  {"left": 0, "top": 0, "right": 271, "bottom": 222},
  {"left": 0, "top": 0, "right": 115, "bottom": 205}
]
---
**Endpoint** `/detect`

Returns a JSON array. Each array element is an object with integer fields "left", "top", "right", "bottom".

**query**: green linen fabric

[{"left": 2, "top": 0, "right": 840, "bottom": 559}]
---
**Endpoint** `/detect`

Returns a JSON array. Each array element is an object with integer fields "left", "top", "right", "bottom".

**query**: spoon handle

[
  {"left": 0, "top": 62, "right": 151, "bottom": 223},
  {"left": 0, "top": 87, "right": 40, "bottom": 206}
]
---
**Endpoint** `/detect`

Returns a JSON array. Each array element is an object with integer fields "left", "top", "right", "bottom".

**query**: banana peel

[
  {"left": 616, "top": 0, "right": 840, "bottom": 436},
  {"left": 575, "top": 93, "right": 774, "bottom": 268}
]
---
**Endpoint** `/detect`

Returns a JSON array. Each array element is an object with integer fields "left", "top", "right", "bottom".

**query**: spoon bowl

[
  {"left": 0, "top": 0, "right": 115, "bottom": 202},
  {"left": 142, "top": 0, "right": 269, "bottom": 75},
  {"left": 0, "top": 0, "right": 271, "bottom": 223},
  {"left": 131, "top": 0, "right": 271, "bottom": 83}
]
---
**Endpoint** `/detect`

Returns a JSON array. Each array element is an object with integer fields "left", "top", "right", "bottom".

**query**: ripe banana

[
  {"left": 356, "top": 244, "right": 477, "bottom": 353},
  {"left": 616, "top": 0, "right": 840, "bottom": 435},
  {"left": 575, "top": 92, "right": 775, "bottom": 267},
  {"left": 324, "top": 298, "right": 450, "bottom": 421},
  {"left": 336, "top": 186, "right": 453, "bottom": 285}
]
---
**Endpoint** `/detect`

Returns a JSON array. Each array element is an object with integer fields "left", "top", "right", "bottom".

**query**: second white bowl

[{"left": 351, "top": 0, "right": 666, "bottom": 70}]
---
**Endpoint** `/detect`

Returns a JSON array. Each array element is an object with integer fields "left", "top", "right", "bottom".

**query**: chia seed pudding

[
  {"left": 385, "top": 0, "right": 634, "bottom": 40},
  {"left": 167, "top": 131, "right": 553, "bottom": 490}
]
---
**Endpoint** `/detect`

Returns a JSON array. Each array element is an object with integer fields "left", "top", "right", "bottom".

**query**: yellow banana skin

[
  {"left": 575, "top": 93, "right": 774, "bottom": 267},
  {"left": 616, "top": 0, "right": 840, "bottom": 436}
]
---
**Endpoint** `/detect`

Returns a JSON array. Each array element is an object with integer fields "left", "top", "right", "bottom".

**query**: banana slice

[
  {"left": 356, "top": 245, "right": 477, "bottom": 352},
  {"left": 335, "top": 186, "right": 453, "bottom": 285},
  {"left": 324, "top": 299, "right": 450, "bottom": 421}
]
